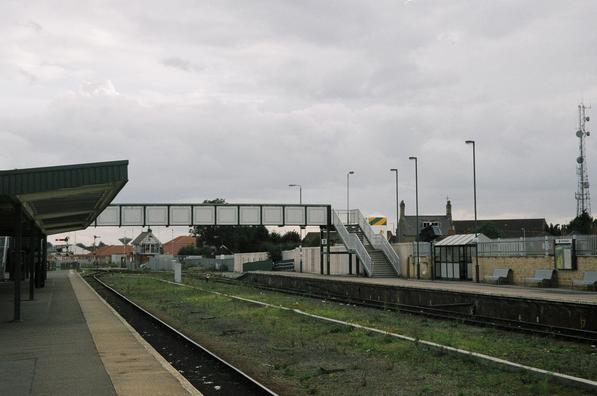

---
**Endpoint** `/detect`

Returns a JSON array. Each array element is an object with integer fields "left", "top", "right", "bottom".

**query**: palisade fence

[
  {"left": 411, "top": 242, "right": 432, "bottom": 257},
  {"left": 476, "top": 235, "right": 597, "bottom": 257}
]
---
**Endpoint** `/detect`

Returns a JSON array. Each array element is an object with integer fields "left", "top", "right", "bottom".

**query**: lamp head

[
  {"left": 390, "top": 168, "right": 397, "bottom": 172},
  {"left": 288, "top": 184, "right": 297, "bottom": 187},
  {"left": 465, "top": 140, "right": 474, "bottom": 144},
  {"left": 348, "top": 171, "right": 354, "bottom": 175},
  {"left": 408, "top": 156, "right": 417, "bottom": 160}
]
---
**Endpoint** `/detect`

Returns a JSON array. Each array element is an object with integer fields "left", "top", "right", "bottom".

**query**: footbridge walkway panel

[{"left": 95, "top": 203, "right": 332, "bottom": 227}]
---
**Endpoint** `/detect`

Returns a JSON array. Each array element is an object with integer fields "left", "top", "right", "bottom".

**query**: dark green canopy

[{"left": 0, "top": 160, "right": 128, "bottom": 236}]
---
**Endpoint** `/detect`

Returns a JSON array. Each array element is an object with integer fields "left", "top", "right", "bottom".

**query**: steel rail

[{"left": 90, "top": 274, "right": 278, "bottom": 396}]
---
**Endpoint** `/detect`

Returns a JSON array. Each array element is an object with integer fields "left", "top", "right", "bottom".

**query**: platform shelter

[{"left": 0, "top": 160, "right": 128, "bottom": 321}]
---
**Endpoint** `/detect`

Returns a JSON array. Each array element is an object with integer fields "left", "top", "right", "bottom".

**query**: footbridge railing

[
  {"left": 336, "top": 209, "right": 401, "bottom": 276},
  {"left": 353, "top": 210, "right": 401, "bottom": 276},
  {"left": 332, "top": 210, "right": 373, "bottom": 276}
]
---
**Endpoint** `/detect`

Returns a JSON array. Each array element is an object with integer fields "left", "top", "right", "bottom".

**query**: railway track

[
  {"left": 86, "top": 274, "right": 278, "bottom": 396},
  {"left": 187, "top": 274, "right": 597, "bottom": 344}
]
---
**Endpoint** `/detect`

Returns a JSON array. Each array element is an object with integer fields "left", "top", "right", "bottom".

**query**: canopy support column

[
  {"left": 28, "top": 225, "right": 36, "bottom": 300},
  {"left": 13, "top": 205, "right": 22, "bottom": 321}
]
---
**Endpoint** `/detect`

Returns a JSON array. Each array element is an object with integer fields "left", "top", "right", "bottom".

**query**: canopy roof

[
  {"left": 0, "top": 160, "right": 128, "bottom": 236},
  {"left": 434, "top": 233, "right": 490, "bottom": 246}
]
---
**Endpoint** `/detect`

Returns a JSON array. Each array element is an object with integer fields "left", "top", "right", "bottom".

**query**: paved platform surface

[
  {"left": 254, "top": 271, "right": 597, "bottom": 305},
  {"left": 0, "top": 271, "right": 200, "bottom": 396}
]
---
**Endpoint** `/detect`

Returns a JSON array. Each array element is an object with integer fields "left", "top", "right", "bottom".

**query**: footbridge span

[{"left": 95, "top": 204, "right": 401, "bottom": 277}]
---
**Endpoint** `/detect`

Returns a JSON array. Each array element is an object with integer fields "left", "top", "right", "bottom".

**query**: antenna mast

[{"left": 575, "top": 102, "right": 592, "bottom": 216}]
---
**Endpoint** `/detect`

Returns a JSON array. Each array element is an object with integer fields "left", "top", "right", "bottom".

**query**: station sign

[{"left": 554, "top": 239, "right": 577, "bottom": 270}]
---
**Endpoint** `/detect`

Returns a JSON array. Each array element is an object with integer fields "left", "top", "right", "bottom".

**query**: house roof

[
  {"left": 399, "top": 215, "right": 452, "bottom": 237},
  {"left": 131, "top": 231, "right": 161, "bottom": 245},
  {"left": 453, "top": 218, "right": 547, "bottom": 238},
  {"left": 93, "top": 245, "right": 133, "bottom": 256},
  {"left": 435, "top": 233, "right": 490, "bottom": 246},
  {"left": 162, "top": 235, "right": 197, "bottom": 255}
]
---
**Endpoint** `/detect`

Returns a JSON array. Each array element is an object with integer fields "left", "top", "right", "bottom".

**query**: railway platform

[
  {"left": 245, "top": 271, "right": 597, "bottom": 334},
  {"left": 254, "top": 271, "right": 597, "bottom": 305},
  {"left": 0, "top": 270, "right": 199, "bottom": 396}
]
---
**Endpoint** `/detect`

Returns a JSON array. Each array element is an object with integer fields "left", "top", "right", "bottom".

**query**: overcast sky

[{"left": 2, "top": 1, "right": 597, "bottom": 245}]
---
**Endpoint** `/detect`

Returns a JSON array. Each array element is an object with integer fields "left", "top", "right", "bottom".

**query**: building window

[{"left": 422, "top": 221, "right": 439, "bottom": 228}]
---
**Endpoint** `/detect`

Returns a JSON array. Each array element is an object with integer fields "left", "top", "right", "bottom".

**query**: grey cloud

[
  {"left": 1, "top": 1, "right": 597, "bottom": 244},
  {"left": 161, "top": 56, "right": 203, "bottom": 72}
]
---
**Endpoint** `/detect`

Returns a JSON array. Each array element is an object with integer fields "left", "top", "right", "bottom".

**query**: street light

[
  {"left": 408, "top": 157, "right": 420, "bottom": 279},
  {"left": 465, "top": 140, "right": 480, "bottom": 282},
  {"left": 289, "top": 183, "right": 303, "bottom": 273},
  {"left": 93, "top": 235, "right": 101, "bottom": 268},
  {"left": 347, "top": 171, "right": 355, "bottom": 223},
  {"left": 390, "top": 168, "right": 399, "bottom": 240},
  {"left": 288, "top": 184, "right": 302, "bottom": 204}
]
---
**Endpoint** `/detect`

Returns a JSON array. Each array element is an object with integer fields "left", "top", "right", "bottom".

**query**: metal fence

[{"left": 477, "top": 235, "right": 597, "bottom": 257}]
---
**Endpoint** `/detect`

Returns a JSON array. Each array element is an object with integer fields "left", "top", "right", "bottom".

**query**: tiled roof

[
  {"left": 162, "top": 235, "right": 197, "bottom": 255},
  {"left": 92, "top": 245, "right": 133, "bottom": 256},
  {"left": 453, "top": 219, "right": 547, "bottom": 238}
]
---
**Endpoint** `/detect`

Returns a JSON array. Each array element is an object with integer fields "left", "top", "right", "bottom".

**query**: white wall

[
  {"left": 282, "top": 246, "right": 353, "bottom": 275},
  {"left": 233, "top": 251, "right": 269, "bottom": 272}
]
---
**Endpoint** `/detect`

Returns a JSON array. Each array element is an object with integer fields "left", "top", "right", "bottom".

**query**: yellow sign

[{"left": 368, "top": 216, "right": 387, "bottom": 226}]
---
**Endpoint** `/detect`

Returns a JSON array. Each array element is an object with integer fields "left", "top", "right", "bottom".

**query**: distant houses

[
  {"left": 398, "top": 200, "right": 454, "bottom": 242},
  {"left": 93, "top": 245, "right": 133, "bottom": 266},
  {"left": 453, "top": 219, "right": 548, "bottom": 239},
  {"left": 81, "top": 230, "right": 198, "bottom": 267},
  {"left": 162, "top": 235, "right": 197, "bottom": 255},
  {"left": 131, "top": 229, "right": 162, "bottom": 265},
  {"left": 397, "top": 199, "right": 548, "bottom": 242}
]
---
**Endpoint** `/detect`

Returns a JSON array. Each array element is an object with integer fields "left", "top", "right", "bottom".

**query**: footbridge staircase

[{"left": 332, "top": 210, "right": 401, "bottom": 277}]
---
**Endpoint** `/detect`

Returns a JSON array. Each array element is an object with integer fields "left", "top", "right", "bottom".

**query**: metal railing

[
  {"left": 335, "top": 209, "right": 401, "bottom": 275},
  {"left": 477, "top": 234, "right": 597, "bottom": 257},
  {"left": 353, "top": 209, "right": 401, "bottom": 275},
  {"left": 332, "top": 210, "right": 373, "bottom": 276}
]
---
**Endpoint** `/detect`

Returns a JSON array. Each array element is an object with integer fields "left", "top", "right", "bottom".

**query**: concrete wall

[
  {"left": 282, "top": 246, "right": 352, "bottom": 275},
  {"left": 392, "top": 243, "right": 433, "bottom": 279},
  {"left": 478, "top": 255, "right": 597, "bottom": 287},
  {"left": 233, "top": 252, "right": 269, "bottom": 272}
]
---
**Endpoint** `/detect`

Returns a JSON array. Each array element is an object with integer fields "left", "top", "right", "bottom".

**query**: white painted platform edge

[{"left": 72, "top": 271, "right": 202, "bottom": 396}]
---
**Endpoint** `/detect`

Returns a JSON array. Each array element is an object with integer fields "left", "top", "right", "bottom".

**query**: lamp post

[
  {"left": 93, "top": 235, "right": 101, "bottom": 268},
  {"left": 347, "top": 171, "right": 355, "bottom": 224},
  {"left": 390, "top": 168, "right": 399, "bottom": 239},
  {"left": 408, "top": 157, "right": 420, "bottom": 279},
  {"left": 465, "top": 140, "right": 480, "bottom": 282},
  {"left": 289, "top": 184, "right": 303, "bottom": 272}
]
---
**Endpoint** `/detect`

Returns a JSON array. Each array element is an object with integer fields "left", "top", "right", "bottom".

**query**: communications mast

[{"left": 575, "top": 103, "right": 592, "bottom": 216}]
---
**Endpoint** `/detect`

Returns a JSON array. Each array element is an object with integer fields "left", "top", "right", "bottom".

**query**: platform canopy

[
  {"left": 0, "top": 160, "right": 128, "bottom": 236},
  {"left": 435, "top": 233, "right": 490, "bottom": 246}
]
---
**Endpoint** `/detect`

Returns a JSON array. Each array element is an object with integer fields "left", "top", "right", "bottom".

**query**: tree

[
  {"left": 190, "top": 198, "right": 273, "bottom": 253},
  {"left": 178, "top": 244, "right": 202, "bottom": 256},
  {"left": 118, "top": 237, "right": 132, "bottom": 245},
  {"left": 302, "top": 232, "right": 321, "bottom": 247},
  {"left": 475, "top": 222, "right": 501, "bottom": 239},
  {"left": 545, "top": 223, "right": 563, "bottom": 236},
  {"left": 281, "top": 230, "right": 300, "bottom": 244},
  {"left": 568, "top": 211, "right": 594, "bottom": 235}
]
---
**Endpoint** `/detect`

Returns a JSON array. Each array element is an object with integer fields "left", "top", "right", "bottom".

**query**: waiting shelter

[
  {"left": 433, "top": 233, "right": 489, "bottom": 281},
  {"left": 0, "top": 160, "right": 128, "bottom": 321}
]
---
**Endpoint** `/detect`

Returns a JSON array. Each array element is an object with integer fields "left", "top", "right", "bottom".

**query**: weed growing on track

[{"left": 101, "top": 273, "right": 597, "bottom": 395}]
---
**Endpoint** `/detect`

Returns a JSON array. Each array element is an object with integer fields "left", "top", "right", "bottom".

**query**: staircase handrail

[
  {"left": 353, "top": 209, "right": 401, "bottom": 276},
  {"left": 332, "top": 210, "right": 373, "bottom": 276}
]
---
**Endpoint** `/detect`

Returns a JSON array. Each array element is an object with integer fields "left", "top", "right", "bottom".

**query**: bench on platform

[
  {"left": 485, "top": 268, "right": 513, "bottom": 285},
  {"left": 525, "top": 268, "right": 556, "bottom": 287},
  {"left": 572, "top": 271, "right": 597, "bottom": 291}
]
